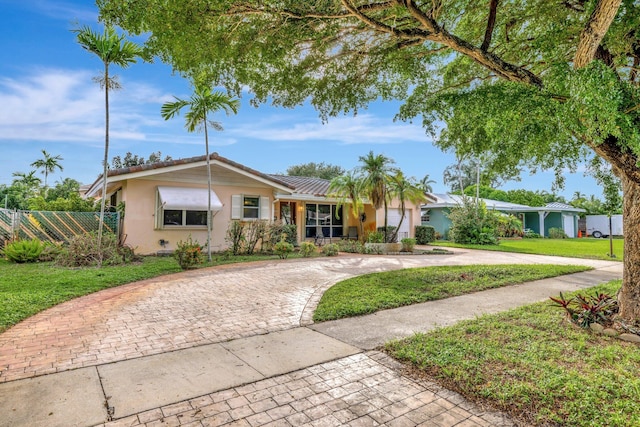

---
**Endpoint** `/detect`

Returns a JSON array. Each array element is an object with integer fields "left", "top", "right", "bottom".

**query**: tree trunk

[
  {"left": 618, "top": 175, "right": 640, "bottom": 321},
  {"left": 204, "top": 118, "right": 212, "bottom": 263},
  {"left": 574, "top": 0, "right": 622, "bottom": 69},
  {"left": 97, "top": 63, "right": 110, "bottom": 268}
]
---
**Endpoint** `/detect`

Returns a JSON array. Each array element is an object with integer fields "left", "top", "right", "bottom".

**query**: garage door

[{"left": 387, "top": 209, "right": 410, "bottom": 240}]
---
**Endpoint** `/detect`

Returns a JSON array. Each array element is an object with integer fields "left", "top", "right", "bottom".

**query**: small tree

[
  {"left": 74, "top": 25, "right": 143, "bottom": 266},
  {"left": 161, "top": 85, "right": 239, "bottom": 261},
  {"left": 30, "top": 150, "right": 63, "bottom": 188},
  {"left": 387, "top": 171, "right": 427, "bottom": 243},
  {"left": 328, "top": 171, "right": 366, "bottom": 241},
  {"left": 358, "top": 151, "right": 397, "bottom": 242}
]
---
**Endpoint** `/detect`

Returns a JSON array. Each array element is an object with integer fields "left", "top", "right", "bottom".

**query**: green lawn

[
  {"left": 434, "top": 237, "right": 623, "bottom": 260},
  {"left": 386, "top": 280, "right": 639, "bottom": 427},
  {"left": 0, "top": 253, "right": 285, "bottom": 333},
  {"left": 313, "top": 264, "right": 591, "bottom": 322}
]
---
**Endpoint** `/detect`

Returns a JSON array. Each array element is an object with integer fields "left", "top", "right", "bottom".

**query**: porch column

[{"left": 538, "top": 211, "right": 548, "bottom": 237}]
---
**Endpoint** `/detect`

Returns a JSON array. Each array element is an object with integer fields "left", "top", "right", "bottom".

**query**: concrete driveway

[{"left": 0, "top": 248, "right": 622, "bottom": 426}]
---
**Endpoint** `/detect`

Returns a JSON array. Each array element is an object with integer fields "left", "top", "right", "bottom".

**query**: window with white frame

[
  {"left": 162, "top": 210, "right": 207, "bottom": 227},
  {"left": 231, "top": 195, "right": 270, "bottom": 220},
  {"left": 156, "top": 186, "right": 222, "bottom": 229}
]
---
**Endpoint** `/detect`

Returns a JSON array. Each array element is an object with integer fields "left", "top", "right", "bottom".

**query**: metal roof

[
  {"left": 268, "top": 175, "right": 330, "bottom": 197},
  {"left": 423, "top": 193, "right": 585, "bottom": 213}
]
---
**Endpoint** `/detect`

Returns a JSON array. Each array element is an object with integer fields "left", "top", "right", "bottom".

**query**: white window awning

[{"left": 158, "top": 186, "right": 223, "bottom": 211}]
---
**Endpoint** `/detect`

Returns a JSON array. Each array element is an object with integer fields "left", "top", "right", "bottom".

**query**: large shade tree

[
  {"left": 99, "top": 1, "right": 640, "bottom": 320},
  {"left": 75, "top": 25, "right": 143, "bottom": 264},
  {"left": 161, "top": 85, "right": 239, "bottom": 262}
]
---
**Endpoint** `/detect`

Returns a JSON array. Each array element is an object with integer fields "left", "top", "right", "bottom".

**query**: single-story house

[
  {"left": 85, "top": 153, "right": 424, "bottom": 254},
  {"left": 421, "top": 194, "right": 585, "bottom": 238}
]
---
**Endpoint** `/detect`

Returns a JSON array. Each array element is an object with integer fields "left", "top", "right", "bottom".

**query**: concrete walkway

[{"left": 0, "top": 248, "right": 622, "bottom": 426}]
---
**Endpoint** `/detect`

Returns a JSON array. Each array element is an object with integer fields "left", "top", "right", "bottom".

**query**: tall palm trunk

[
  {"left": 97, "top": 63, "right": 110, "bottom": 266},
  {"left": 204, "top": 114, "right": 212, "bottom": 262}
]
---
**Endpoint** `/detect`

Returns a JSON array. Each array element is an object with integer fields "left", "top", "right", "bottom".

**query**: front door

[{"left": 280, "top": 202, "right": 296, "bottom": 225}]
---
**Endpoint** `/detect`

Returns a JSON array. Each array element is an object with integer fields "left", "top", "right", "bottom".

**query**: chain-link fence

[{"left": 0, "top": 208, "right": 119, "bottom": 248}]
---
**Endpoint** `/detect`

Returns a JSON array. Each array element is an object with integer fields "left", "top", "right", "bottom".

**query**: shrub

[
  {"left": 495, "top": 214, "right": 523, "bottom": 238},
  {"left": 274, "top": 240, "right": 294, "bottom": 259},
  {"left": 400, "top": 238, "right": 416, "bottom": 252},
  {"left": 2, "top": 238, "right": 45, "bottom": 263},
  {"left": 366, "top": 231, "right": 385, "bottom": 243},
  {"left": 523, "top": 229, "right": 541, "bottom": 238},
  {"left": 174, "top": 235, "right": 205, "bottom": 269},
  {"left": 244, "top": 220, "right": 267, "bottom": 255},
  {"left": 550, "top": 291, "right": 618, "bottom": 328},
  {"left": 364, "top": 244, "right": 384, "bottom": 255},
  {"left": 415, "top": 225, "right": 435, "bottom": 244},
  {"left": 337, "top": 239, "right": 364, "bottom": 253},
  {"left": 548, "top": 227, "right": 568, "bottom": 239},
  {"left": 299, "top": 241, "right": 316, "bottom": 257},
  {"left": 38, "top": 241, "right": 63, "bottom": 262},
  {"left": 322, "top": 243, "right": 340, "bottom": 256},
  {"left": 377, "top": 226, "right": 397, "bottom": 243},
  {"left": 225, "top": 220, "right": 245, "bottom": 255},
  {"left": 447, "top": 197, "right": 500, "bottom": 245},
  {"left": 56, "top": 232, "right": 122, "bottom": 267},
  {"left": 266, "top": 223, "right": 297, "bottom": 249}
]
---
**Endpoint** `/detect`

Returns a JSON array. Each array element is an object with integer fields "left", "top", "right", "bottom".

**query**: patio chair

[
  {"left": 314, "top": 226, "right": 326, "bottom": 246},
  {"left": 342, "top": 226, "right": 358, "bottom": 240}
]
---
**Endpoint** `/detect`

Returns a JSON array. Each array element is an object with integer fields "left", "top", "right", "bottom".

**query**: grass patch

[
  {"left": 313, "top": 264, "right": 591, "bottom": 322},
  {"left": 386, "top": 280, "right": 640, "bottom": 427},
  {"left": 0, "top": 252, "right": 291, "bottom": 333},
  {"left": 435, "top": 238, "right": 623, "bottom": 261}
]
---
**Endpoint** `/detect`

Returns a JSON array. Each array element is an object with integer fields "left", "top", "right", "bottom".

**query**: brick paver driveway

[{"left": 0, "top": 250, "right": 614, "bottom": 384}]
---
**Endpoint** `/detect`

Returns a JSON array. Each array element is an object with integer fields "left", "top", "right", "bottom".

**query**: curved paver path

[{"left": 0, "top": 248, "right": 619, "bottom": 384}]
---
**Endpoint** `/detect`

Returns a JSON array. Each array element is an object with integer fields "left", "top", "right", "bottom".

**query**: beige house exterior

[{"left": 85, "top": 153, "right": 423, "bottom": 255}]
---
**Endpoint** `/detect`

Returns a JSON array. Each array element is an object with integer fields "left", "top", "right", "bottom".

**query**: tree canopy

[
  {"left": 98, "top": 1, "right": 640, "bottom": 319},
  {"left": 286, "top": 162, "right": 345, "bottom": 180},
  {"left": 111, "top": 151, "right": 172, "bottom": 169}
]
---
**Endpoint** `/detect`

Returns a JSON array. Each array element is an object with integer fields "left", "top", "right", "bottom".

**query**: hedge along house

[
  {"left": 421, "top": 194, "right": 585, "bottom": 238},
  {"left": 85, "top": 153, "right": 424, "bottom": 255}
]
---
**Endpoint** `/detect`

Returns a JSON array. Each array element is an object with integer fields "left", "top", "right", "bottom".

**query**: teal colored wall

[
  {"left": 422, "top": 208, "right": 452, "bottom": 238},
  {"left": 545, "top": 213, "right": 563, "bottom": 235},
  {"left": 523, "top": 212, "right": 540, "bottom": 234}
]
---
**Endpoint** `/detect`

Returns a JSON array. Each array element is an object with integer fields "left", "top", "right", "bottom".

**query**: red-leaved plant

[{"left": 550, "top": 292, "right": 618, "bottom": 328}]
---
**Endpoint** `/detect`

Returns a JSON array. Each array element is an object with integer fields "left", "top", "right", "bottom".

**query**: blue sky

[{"left": 0, "top": 0, "right": 601, "bottom": 198}]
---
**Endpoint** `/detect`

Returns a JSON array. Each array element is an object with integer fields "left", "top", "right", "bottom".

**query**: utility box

[{"left": 586, "top": 214, "right": 623, "bottom": 238}]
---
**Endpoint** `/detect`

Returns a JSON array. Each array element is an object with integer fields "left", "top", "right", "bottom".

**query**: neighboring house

[
  {"left": 421, "top": 194, "right": 585, "bottom": 238},
  {"left": 85, "top": 153, "right": 423, "bottom": 254}
]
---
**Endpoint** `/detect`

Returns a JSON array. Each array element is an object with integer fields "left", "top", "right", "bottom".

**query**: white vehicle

[{"left": 586, "top": 214, "right": 623, "bottom": 238}]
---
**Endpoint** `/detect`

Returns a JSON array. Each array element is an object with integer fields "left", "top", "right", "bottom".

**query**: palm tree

[
  {"left": 12, "top": 171, "right": 42, "bottom": 188},
  {"left": 357, "top": 151, "right": 397, "bottom": 241},
  {"left": 161, "top": 85, "right": 239, "bottom": 261},
  {"left": 31, "top": 150, "right": 63, "bottom": 188},
  {"left": 328, "top": 171, "right": 366, "bottom": 241},
  {"left": 420, "top": 174, "right": 436, "bottom": 193},
  {"left": 387, "top": 171, "right": 427, "bottom": 242},
  {"left": 74, "top": 25, "right": 143, "bottom": 265},
  {"left": 11, "top": 171, "right": 42, "bottom": 203}
]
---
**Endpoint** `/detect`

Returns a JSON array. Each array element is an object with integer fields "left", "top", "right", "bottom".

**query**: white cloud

[
  {"left": 0, "top": 68, "right": 170, "bottom": 144},
  {"left": 234, "top": 113, "right": 428, "bottom": 145},
  {"left": 29, "top": 0, "right": 98, "bottom": 23}
]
